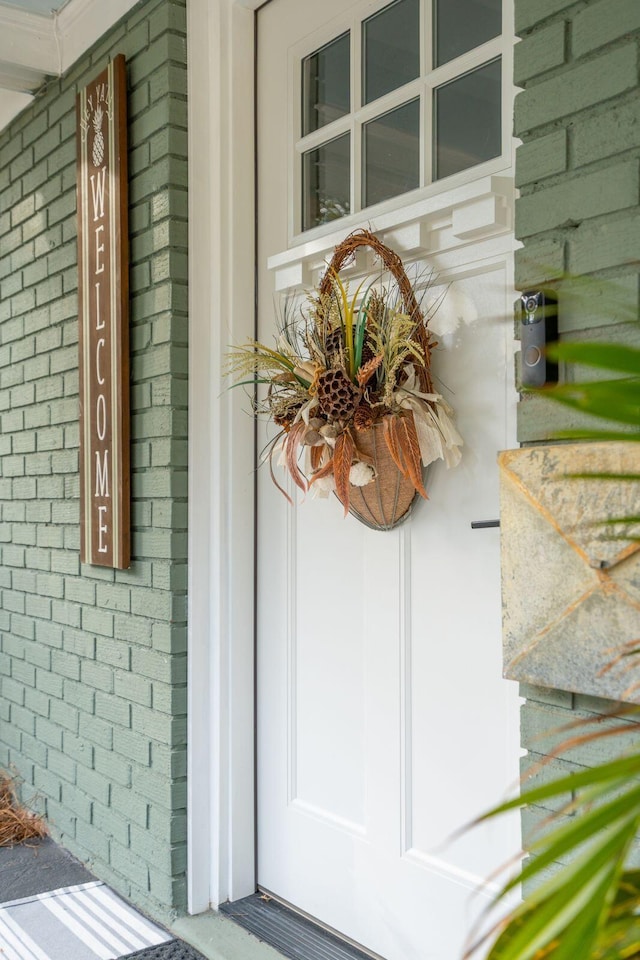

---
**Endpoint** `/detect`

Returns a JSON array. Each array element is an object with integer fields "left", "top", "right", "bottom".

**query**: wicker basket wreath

[{"left": 227, "top": 230, "right": 463, "bottom": 531}]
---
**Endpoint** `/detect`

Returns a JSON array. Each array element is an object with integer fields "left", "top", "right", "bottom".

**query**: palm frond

[
  {"left": 547, "top": 343, "right": 640, "bottom": 375},
  {"left": 538, "top": 379, "right": 640, "bottom": 426},
  {"left": 467, "top": 747, "right": 640, "bottom": 960}
]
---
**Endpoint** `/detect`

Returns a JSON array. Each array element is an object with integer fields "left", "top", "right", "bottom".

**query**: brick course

[{"left": 0, "top": 0, "right": 187, "bottom": 918}]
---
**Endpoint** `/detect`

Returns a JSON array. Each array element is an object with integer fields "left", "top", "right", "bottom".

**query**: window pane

[
  {"left": 363, "top": 99, "right": 420, "bottom": 208},
  {"left": 363, "top": 0, "right": 419, "bottom": 105},
  {"left": 434, "top": 59, "right": 501, "bottom": 180},
  {"left": 302, "top": 32, "right": 350, "bottom": 136},
  {"left": 303, "top": 134, "right": 351, "bottom": 230},
  {"left": 434, "top": 0, "right": 501, "bottom": 67}
]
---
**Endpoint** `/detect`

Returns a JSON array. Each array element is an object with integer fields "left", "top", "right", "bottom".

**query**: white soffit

[
  {"left": 56, "top": 0, "right": 142, "bottom": 74},
  {"left": 0, "top": 6, "right": 59, "bottom": 78},
  {"left": 0, "top": 0, "right": 140, "bottom": 131},
  {"left": 2, "top": 0, "right": 68, "bottom": 13}
]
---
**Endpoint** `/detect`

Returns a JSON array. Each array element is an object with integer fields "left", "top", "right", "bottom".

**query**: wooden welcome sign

[{"left": 77, "top": 55, "right": 130, "bottom": 568}]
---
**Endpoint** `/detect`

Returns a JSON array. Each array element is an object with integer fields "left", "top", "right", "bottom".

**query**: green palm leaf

[
  {"left": 541, "top": 379, "right": 640, "bottom": 425},
  {"left": 471, "top": 800, "right": 640, "bottom": 960},
  {"left": 546, "top": 343, "right": 640, "bottom": 375},
  {"left": 557, "top": 429, "right": 640, "bottom": 441}
]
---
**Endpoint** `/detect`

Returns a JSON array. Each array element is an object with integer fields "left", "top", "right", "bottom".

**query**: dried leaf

[
  {"left": 396, "top": 413, "right": 428, "bottom": 499},
  {"left": 384, "top": 414, "right": 428, "bottom": 499},
  {"left": 267, "top": 435, "right": 293, "bottom": 504},
  {"left": 357, "top": 353, "right": 384, "bottom": 386},
  {"left": 333, "top": 431, "right": 355, "bottom": 516},
  {"left": 383, "top": 415, "right": 404, "bottom": 474},
  {"left": 285, "top": 421, "right": 308, "bottom": 493},
  {"left": 310, "top": 445, "right": 324, "bottom": 472}
]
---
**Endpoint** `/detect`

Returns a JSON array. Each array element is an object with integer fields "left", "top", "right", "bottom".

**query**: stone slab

[{"left": 500, "top": 442, "right": 640, "bottom": 701}]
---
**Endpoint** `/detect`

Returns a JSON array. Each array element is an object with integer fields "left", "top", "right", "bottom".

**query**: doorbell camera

[{"left": 518, "top": 290, "right": 558, "bottom": 388}]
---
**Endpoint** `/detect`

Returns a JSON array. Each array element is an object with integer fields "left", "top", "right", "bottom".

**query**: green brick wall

[
  {"left": 514, "top": 0, "right": 640, "bottom": 879},
  {"left": 0, "top": 0, "right": 188, "bottom": 918}
]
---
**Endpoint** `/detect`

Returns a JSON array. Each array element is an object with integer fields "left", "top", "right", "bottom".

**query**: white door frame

[{"left": 187, "top": 0, "right": 261, "bottom": 913}]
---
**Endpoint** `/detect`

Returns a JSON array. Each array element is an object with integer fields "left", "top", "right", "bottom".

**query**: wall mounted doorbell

[{"left": 518, "top": 290, "right": 558, "bottom": 388}]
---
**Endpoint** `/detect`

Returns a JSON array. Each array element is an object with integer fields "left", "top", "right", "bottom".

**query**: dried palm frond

[{"left": 333, "top": 431, "right": 356, "bottom": 516}]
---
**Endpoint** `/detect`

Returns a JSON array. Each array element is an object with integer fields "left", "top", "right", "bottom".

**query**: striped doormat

[{"left": 0, "top": 880, "right": 173, "bottom": 960}]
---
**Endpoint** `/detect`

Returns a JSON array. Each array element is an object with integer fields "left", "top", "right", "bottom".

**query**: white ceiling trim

[
  {"left": 0, "top": 0, "right": 139, "bottom": 130},
  {"left": 0, "top": 60, "right": 49, "bottom": 91},
  {"left": 56, "top": 0, "right": 140, "bottom": 73},
  {"left": 0, "top": 5, "right": 59, "bottom": 76}
]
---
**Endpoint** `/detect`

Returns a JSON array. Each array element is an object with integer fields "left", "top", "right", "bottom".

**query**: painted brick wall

[
  {"left": 0, "top": 0, "right": 188, "bottom": 918},
  {"left": 513, "top": 0, "right": 640, "bottom": 880}
]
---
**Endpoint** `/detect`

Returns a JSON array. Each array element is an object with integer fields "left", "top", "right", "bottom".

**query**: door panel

[{"left": 256, "top": 3, "right": 519, "bottom": 958}]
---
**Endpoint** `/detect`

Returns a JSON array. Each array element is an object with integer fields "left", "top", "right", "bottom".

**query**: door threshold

[{"left": 220, "top": 893, "right": 383, "bottom": 960}]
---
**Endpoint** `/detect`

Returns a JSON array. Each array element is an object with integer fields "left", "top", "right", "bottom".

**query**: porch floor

[
  {"left": 0, "top": 839, "right": 195, "bottom": 959},
  {"left": 0, "top": 837, "right": 364, "bottom": 960}
]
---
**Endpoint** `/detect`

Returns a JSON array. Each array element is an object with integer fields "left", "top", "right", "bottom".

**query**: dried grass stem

[{"left": 0, "top": 770, "right": 48, "bottom": 846}]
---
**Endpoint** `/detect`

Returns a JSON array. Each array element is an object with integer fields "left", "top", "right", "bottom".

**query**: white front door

[{"left": 256, "top": 2, "right": 520, "bottom": 958}]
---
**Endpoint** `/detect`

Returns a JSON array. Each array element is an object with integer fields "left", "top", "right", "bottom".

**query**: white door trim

[{"left": 187, "top": 0, "right": 258, "bottom": 913}]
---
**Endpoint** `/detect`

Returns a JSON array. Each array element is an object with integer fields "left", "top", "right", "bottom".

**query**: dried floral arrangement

[
  {"left": 228, "top": 230, "right": 463, "bottom": 530},
  {"left": 0, "top": 770, "right": 48, "bottom": 846}
]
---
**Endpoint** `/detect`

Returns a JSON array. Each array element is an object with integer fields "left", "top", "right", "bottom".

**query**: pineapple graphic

[{"left": 92, "top": 104, "right": 105, "bottom": 167}]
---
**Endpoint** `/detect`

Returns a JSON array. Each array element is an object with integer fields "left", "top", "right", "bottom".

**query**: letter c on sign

[{"left": 96, "top": 337, "right": 105, "bottom": 385}]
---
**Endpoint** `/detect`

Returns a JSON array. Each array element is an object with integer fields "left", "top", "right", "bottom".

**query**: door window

[{"left": 299, "top": 0, "right": 503, "bottom": 232}]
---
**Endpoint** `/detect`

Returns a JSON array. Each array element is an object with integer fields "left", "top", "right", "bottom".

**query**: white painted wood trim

[
  {"left": 0, "top": 6, "right": 59, "bottom": 75},
  {"left": 266, "top": 174, "right": 514, "bottom": 277},
  {"left": 0, "top": 0, "right": 140, "bottom": 128},
  {"left": 56, "top": 0, "right": 140, "bottom": 71},
  {"left": 187, "top": 0, "right": 257, "bottom": 914},
  {"left": 0, "top": 64, "right": 46, "bottom": 93},
  {"left": 0, "top": 0, "right": 140, "bottom": 74}
]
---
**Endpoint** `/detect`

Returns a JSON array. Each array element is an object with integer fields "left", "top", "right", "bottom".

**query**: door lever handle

[{"left": 471, "top": 520, "right": 500, "bottom": 529}]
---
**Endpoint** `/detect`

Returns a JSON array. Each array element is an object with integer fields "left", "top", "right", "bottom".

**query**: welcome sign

[{"left": 77, "top": 55, "right": 130, "bottom": 568}]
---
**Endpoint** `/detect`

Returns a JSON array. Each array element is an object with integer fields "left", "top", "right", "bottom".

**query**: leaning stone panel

[{"left": 500, "top": 443, "right": 640, "bottom": 702}]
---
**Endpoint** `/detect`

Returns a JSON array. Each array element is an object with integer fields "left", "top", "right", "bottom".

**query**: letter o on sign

[{"left": 97, "top": 393, "right": 107, "bottom": 441}]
